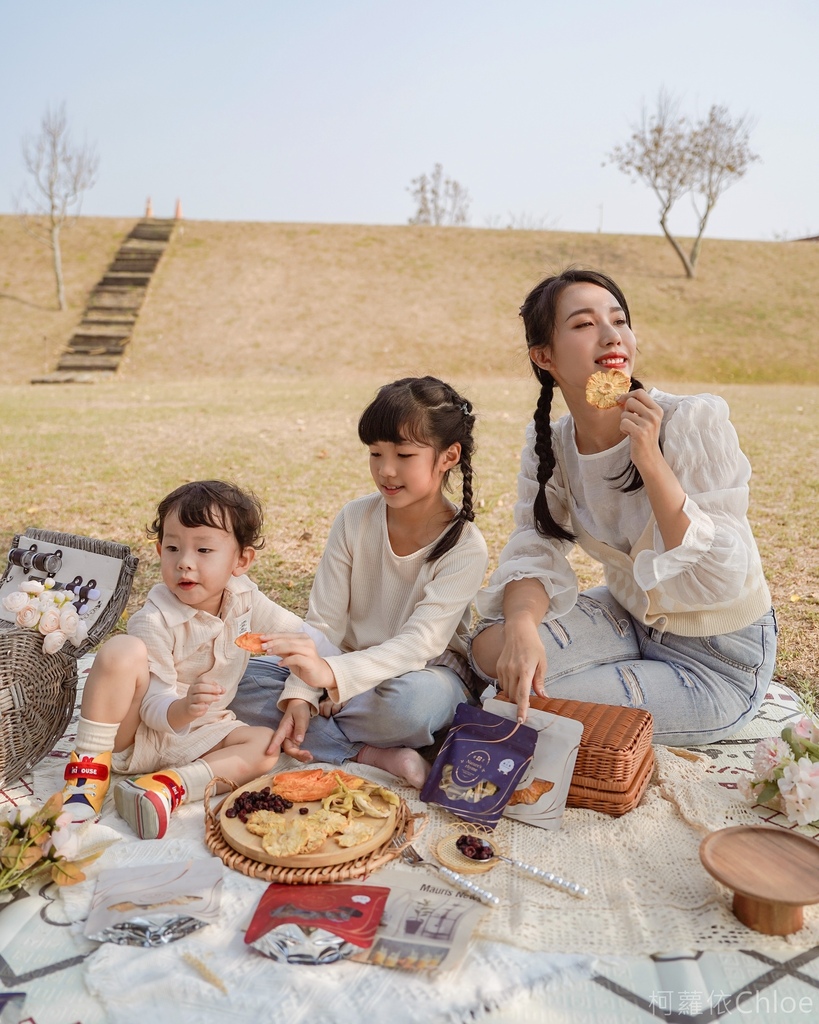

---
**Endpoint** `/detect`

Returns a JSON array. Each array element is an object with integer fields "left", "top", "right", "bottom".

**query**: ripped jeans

[{"left": 470, "top": 587, "right": 778, "bottom": 746}]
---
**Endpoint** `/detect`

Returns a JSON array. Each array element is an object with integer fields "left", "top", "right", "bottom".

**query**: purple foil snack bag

[{"left": 420, "top": 704, "right": 538, "bottom": 829}]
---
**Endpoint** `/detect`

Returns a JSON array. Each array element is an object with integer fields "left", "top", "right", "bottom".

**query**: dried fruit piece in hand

[
  {"left": 235, "top": 632, "right": 266, "bottom": 654},
  {"left": 585, "top": 369, "right": 631, "bottom": 410}
]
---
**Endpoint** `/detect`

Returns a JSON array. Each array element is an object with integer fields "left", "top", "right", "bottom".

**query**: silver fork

[{"left": 393, "top": 838, "right": 501, "bottom": 907}]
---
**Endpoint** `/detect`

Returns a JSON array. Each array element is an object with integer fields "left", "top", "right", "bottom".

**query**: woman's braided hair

[
  {"left": 358, "top": 376, "right": 476, "bottom": 562},
  {"left": 520, "top": 269, "right": 646, "bottom": 541}
]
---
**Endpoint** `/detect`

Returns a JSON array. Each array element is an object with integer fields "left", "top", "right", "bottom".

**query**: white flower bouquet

[
  {"left": 2, "top": 578, "right": 92, "bottom": 654},
  {"left": 741, "top": 715, "right": 819, "bottom": 826}
]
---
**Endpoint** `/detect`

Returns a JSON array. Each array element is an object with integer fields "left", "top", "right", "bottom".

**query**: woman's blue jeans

[{"left": 470, "top": 587, "right": 778, "bottom": 746}]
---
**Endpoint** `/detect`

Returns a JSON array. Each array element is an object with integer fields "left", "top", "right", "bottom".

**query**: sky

[{"left": 1, "top": 0, "right": 817, "bottom": 241}]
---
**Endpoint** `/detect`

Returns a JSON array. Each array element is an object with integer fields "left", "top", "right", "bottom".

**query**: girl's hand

[
  {"left": 262, "top": 633, "right": 336, "bottom": 693},
  {"left": 266, "top": 699, "right": 314, "bottom": 761},
  {"left": 617, "top": 389, "right": 664, "bottom": 473},
  {"left": 496, "top": 619, "right": 548, "bottom": 723}
]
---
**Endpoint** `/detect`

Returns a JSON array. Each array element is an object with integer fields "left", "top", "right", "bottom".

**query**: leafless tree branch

[{"left": 17, "top": 103, "right": 99, "bottom": 310}]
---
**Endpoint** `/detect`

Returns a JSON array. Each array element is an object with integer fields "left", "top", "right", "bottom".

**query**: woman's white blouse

[{"left": 475, "top": 390, "right": 762, "bottom": 623}]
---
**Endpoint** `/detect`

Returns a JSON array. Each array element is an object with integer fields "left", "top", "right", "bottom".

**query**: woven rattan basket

[
  {"left": 0, "top": 528, "right": 138, "bottom": 785},
  {"left": 204, "top": 777, "right": 426, "bottom": 884},
  {"left": 495, "top": 692, "right": 654, "bottom": 816}
]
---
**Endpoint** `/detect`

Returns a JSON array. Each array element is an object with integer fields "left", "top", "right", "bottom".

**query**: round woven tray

[{"left": 204, "top": 777, "right": 426, "bottom": 884}]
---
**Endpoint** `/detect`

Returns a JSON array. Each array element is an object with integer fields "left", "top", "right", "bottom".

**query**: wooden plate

[
  {"left": 700, "top": 825, "right": 819, "bottom": 935},
  {"left": 219, "top": 774, "right": 398, "bottom": 869}
]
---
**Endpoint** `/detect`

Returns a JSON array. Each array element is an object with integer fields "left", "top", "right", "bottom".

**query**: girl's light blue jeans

[
  {"left": 229, "top": 657, "right": 471, "bottom": 764},
  {"left": 470, "top": 587, "right": 778, "bottom": 746}
]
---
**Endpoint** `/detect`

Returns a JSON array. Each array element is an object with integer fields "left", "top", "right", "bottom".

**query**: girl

[
  {"left": 61, "top": 480, "right": 339, "bottom": 838},
  {"left": 230, "top": 376, "right": 488, "bottom": 787},
  {"left": 470, "top": 269, "right": 776, "bottom": 745}
]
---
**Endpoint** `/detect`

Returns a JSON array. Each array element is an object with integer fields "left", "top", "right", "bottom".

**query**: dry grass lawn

[{"left": 1, "top": 215, "right": 817, "bottom": 707}]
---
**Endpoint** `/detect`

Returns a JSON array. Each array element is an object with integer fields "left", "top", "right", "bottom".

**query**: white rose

[
  {"left": 20, "top": 580, "right": 44, "bottom": 595},
  {"left": 59, "top": 606, "right": 81, "bottom": 636},
  {"left": 37, "top": 592, "right": 58, "bottom": 611},
  {"left": 43, "top": 629, "right": 68, "bottom": 654},
  {"left": 38, "top": 607, "right": 63, "bottom": 634},
  {"left": 2, "top": 591, "right": 30, "bottom": 613},
  {"left": 16, "top": 604, "right": 41, "bottom": 629},
  {"left": 69, "top": 620, "right": 89, "bottom": 647},
  {"left": 43, "top": 578, "right": 55, "bottom": 590}
]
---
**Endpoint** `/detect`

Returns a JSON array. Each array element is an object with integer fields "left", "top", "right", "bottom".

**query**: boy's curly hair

[{"left": 148, "top": 480, "right": 265, "bottom": 551}]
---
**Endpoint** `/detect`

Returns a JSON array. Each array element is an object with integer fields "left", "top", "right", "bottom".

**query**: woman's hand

[
  {"left": 262, "top": 633, "right": 337, "bottom": 695},
  {"left": 266, "top": 698, "right": 314, "bottom": 761},
  {"left": 617, "top": 389, "right": 664, "bottom": 474},
  {"left": 618, "top": 389, "right": 690, "bottom": 550},
  {"left": 496, "top": 619, "right": 548, "bottom": 723}
]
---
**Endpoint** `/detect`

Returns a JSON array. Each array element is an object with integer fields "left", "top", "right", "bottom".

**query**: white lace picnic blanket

[
  {"left": 416, "top": 746, "right": 819, "bottom": 956},
  {"left": 36, "top": 759, "right": 588, "bottom": 1024}
]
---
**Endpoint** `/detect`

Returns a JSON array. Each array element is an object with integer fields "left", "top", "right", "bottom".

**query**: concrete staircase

[{"left": 32, "top": 218, "right": 176, "bottom": 383}]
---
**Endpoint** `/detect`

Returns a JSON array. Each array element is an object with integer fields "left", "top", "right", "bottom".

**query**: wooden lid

[{"left": 700, "top": 825, "right": 819, "bottom": 905}]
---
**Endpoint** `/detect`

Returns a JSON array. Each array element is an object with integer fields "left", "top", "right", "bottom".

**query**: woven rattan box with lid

[
  {"left": 0, "top": 528, "right": 138, "bottom": 785},
  {"left": 495, "top": 692, "right": 654, "bottom": 816}
]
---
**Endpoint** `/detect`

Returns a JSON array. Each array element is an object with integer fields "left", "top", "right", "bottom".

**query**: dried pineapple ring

[{"left": 585, "top": 369, "right": 631, "bottom": 409}]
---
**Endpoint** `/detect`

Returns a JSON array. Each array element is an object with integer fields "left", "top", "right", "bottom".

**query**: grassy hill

[
  {"left": 0, "top": 216, "right": 817, "bottom": 699},
  {"left": 2, "top": 216, "right": 818, "bottom": 387}
]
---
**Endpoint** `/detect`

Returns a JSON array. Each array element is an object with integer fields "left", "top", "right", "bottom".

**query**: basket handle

[{"left": 203, "top": 776, "right": 238, "bottom": 828}]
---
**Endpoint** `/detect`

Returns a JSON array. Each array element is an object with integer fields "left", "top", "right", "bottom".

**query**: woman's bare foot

[{"left": 355, "top": 744, "right": 430, "bottom": 789}]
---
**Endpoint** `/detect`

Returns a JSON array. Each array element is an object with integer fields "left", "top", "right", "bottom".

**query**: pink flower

[
  {"left": 37, "top": 607, "right": 62, "bottom": 635},
  {"left": 2, "top": 590, "right": 30, "bottom": 614},
  {"left": 752, "top": 736, "right": 792, "bottom": 781},
  {"left": 777, "top": 756, "right": 819, "bottom": 826},
  {"left": 793, "top": 716, "right": 819, "bottom": 745},
  {"left": 69, "top": 620, "right": 89, "bottom": 647},
  {"left": 16, "top": 604, "right": 41, "bottom": 630},
  {"left": 59, "top": 606, "right": 80, "bottom": 636},
  {"left": 43, "top": 630, "right": 68, "bottom": 654}
]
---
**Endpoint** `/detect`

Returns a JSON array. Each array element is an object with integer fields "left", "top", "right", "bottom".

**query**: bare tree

[
  {"left": 407, "top": 163, "right": 471, "bottom": 226},
  {"left": 17, "top": 103, "right": 99, "bottom": 310},
  {"left": 607, "top": 91, "right": 759, "bottom": 278}
]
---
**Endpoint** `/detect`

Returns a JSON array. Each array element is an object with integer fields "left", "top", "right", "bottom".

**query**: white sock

[
  {"left": 74, "top": 716, "right": 119, "bottom": 757},
  {"left": 176, "top": 759, "right": 214, "bottom": 803}
]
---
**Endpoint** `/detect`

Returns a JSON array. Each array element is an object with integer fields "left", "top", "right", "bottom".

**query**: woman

[{"left": 470, "top": 269, "right": 776, "bottom": 745}]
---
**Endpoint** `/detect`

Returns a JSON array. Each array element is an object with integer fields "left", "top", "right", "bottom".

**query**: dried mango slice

[
  {"left": 508, "top": 778, "right": 554, "bottom": 806},
  {"left": 272, "top": 768, "right": 366, "bottom": 803},
  {"left": 235, "top": 632, "right": 266, "bottom": 654},
  {"left": 585, "top": 369, "right": 631, "bottom": 410}
]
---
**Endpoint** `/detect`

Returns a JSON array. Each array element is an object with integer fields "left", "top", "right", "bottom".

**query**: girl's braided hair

[
  {"left": 358, "top": 376, "right": 476, "bottom": 562},
  {"left": 520, "top": 268, "right": 646, "bottom": 542}
]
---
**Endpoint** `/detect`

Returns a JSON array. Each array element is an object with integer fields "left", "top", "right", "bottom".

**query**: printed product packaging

[{"left": 420, "top": 703, "right": 538, "bottom": 828}]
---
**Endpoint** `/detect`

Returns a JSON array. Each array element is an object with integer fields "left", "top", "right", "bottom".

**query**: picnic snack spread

[
  {"left": 585, "top": 369, "right": 631, "bottom": 409},
  {"left": 219, "top": 769, "right": 399, "bottom": 868}
]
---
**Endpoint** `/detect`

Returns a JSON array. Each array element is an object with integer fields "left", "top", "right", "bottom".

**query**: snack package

[
  {"left": 349, "top": 867, "right": 487, "bottom": 971},
  {"left": 245, "top": 883, "right": 390, "bottom": 965},
  {"left": 420, "top": 703, "right": 538, "bottom": 828},
  {"left": 484, "top": 696, "right": 583, "bottom": 830},
  {"left": 84, "top": 858, "right": 223, "bottom": 946}
]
